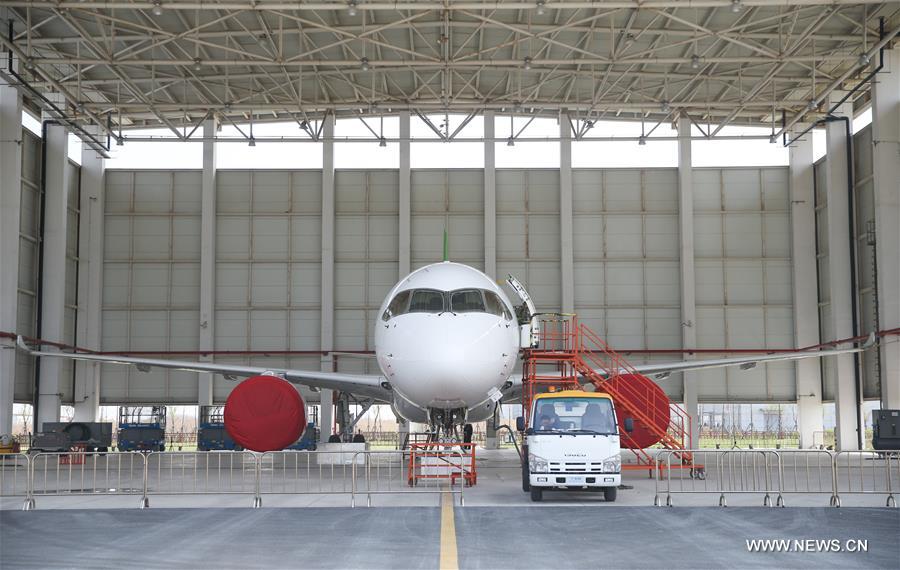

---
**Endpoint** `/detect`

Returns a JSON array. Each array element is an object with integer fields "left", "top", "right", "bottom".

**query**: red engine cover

[
  {"left": 224, "top": 375, "right": 306, "bottom": 452},
  {"left": 605, "top": 373, "right": 670, "bottom": 450}
]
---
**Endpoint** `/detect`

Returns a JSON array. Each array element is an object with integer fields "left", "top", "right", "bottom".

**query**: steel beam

[
  {"left": 872, "top": 50, "right": 900, "bottom": 410},
  {"left": 677, "top": 116, "right": 699, "bottom": 449},
  {"left": 73, "top": 144, "right": 105, "bottom": 422},
  {"left": 484, "top": 110, "right": 497, "bottom": 280},
  {"left": 560, "top": 112, "right": 574, "bottom": 314},
  {"left": 0, "top": 77, "right": 22, "bottom": 436},
  {"left": 789, "top": 129, "right": 823, "bottom": 448},
  {"left": 319, "top": 113, "right": 336, "bottom": 444},
  {"left": 824, "top": 92, "right": 859, "bottom": 451},
  {"left": 198, "top": 118, "right": 217, "bottom": 407},
  {"left": 399, "top": 111, "right": 411, "bottom": 278},
  {"left": 36, "top": 122, "right": 70, "bottom": 429}
]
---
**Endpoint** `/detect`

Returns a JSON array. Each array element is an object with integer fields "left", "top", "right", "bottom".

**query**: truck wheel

[
  {"left": 530, "top": 488, "right": 543, "bottom": 502},
  {"left": 604, "top": 486, "right": 617, "bottom": 502},
  {"left": 521, "top": 460, "right": 530, "bottom": 492}
]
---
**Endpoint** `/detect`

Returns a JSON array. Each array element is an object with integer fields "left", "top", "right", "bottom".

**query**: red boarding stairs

[{"left": 522, "top": 314, "right": 696, "bottom": 472}]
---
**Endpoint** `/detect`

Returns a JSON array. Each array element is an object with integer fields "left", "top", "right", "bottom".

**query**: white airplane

[{"left": 18, "top": 261, "right": 873, "bottom": 440}]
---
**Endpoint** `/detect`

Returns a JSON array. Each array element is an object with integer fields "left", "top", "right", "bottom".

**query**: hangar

[{"left": 1, "top": 1, "right": 899, "bottom": 568}]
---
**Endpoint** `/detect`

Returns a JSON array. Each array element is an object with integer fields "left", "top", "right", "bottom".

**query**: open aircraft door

[{"left": 505, "top": 274, "right": 539, "bottom": 349}]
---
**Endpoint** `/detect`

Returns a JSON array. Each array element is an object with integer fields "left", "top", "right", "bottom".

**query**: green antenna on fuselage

[{"left": 443, "top": 228, "right": 449, "bottom": 262}]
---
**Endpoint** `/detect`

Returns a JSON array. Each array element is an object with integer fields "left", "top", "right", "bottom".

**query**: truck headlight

[
  {"left": 528, "top": 453, "right": 549, "bottom": 473},
  {"left": 602, "top": 454, "right": 621, "bottom": 473}
]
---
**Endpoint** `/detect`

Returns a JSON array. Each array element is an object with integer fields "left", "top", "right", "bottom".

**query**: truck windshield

[{"left": 532, "top": 397, "right": 617, "bottom": 435}]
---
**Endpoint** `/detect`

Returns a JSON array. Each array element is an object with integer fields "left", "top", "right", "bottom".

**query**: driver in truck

[{"left": 582, "top": 403, "right": 616, "bottom": 434}]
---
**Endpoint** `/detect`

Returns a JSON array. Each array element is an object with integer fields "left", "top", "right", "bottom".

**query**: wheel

[
  {"left": 521, "top": 459, "right": 531, "bottom": 492},
  {"left": 328, "top": 434, "right": 341, "bottom": 443},
  {"left": 352, "top": 433, "right": 366, "bottom": 443},
  {"left": 530, "top": 487, "right": 543, "bottom": 502},
  {"left": 604, "top": 486, "right": 617, "bottom": 502},
  {"left": 159, "top": 444, "right": 165, "bottom": 452},
  {"left": 463, "top": 424, "right": 473, "bottom": 444}
]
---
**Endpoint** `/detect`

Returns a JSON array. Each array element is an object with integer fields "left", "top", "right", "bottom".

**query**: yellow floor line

[{"left": 439, "top": 491, "right": 459, "bottom": 570}]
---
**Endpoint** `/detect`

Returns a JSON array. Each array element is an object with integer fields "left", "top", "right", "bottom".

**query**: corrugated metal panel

[
  {"left": 497, "top": 169, "right": 559, "bottom": 310},
  {"left": 14, "top": 131, "right": 42, "bottom": 402},
  {"left": 852, "top": 126, "right": 879, "bottom": 400},
  {"left": 102, "top": 170, "right": 202, "bottom": 402},
  {"left": 334, "top": 171, "right": 398, "bottom": 371},
  {"left": 693, "top": 168, "right": 795, "bottom": 402},
  {"left": 572, "top": 169, "right": 680, "bottom": 398},
  {"left": 411, "top": 170, "right": 484, "bottom": 270}
]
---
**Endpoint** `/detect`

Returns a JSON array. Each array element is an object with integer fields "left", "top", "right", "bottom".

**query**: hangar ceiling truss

[{"left": 0, "top": 1, "right": 898, "bottom": 144}]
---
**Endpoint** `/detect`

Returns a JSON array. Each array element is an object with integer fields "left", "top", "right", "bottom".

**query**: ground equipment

[{"left": 117, "top": 406, "right": 166, "bottom": 452}]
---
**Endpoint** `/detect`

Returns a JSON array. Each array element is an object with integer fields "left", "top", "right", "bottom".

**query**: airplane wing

[
  {"left": 16, "top": 336, "right": 391, "bottom": 402},
  {"left": 501, "top": 335, "right": 875, "bottom": 401},
  {"left": 627, "top": 334, "right": 875, "bottom": 380}
]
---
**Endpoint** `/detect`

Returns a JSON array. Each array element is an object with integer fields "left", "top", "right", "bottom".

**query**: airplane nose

[{"left": 383, "top": 314, "right": 516, "bottom": 407}]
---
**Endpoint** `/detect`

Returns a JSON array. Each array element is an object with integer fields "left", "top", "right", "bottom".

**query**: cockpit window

[
  {"left": 484, "top": 291, "right": 512, "bottom": 320},
  {"left": 382, "top": 290, "right": 411, "bottom": 321},
  {"left": 450, "top": 290, "right": 486, "bottom": 313},
  {"left": 408, "top": 289, "right": 445, "bottom": 313},
  {"left": 381, "top": 288, "right": 512, "bottom": 320}
]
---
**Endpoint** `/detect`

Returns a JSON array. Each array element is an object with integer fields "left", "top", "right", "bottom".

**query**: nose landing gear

[{"left": 429, "top": 407, "right": 470, "bottom": 443}]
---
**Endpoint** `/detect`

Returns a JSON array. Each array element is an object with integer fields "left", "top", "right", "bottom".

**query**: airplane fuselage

[{"left": 374, "top": 262, "right": 520, "bottom": 426}]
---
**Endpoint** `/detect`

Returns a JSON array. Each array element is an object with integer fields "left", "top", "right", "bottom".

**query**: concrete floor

[
  {"left": 2, "top": 448, "right": 898, "bottom": 568},
  {"left": 2, "top": 507, "right": 897, "bottom": 569}
]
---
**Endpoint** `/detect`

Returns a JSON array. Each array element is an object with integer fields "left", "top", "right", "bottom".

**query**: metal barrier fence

[
  {"left": 1, "top": 450, "right": 464, "bottom": 510},
  {"left": 655, "top": 449, "right": 900, "bottom": 507}
]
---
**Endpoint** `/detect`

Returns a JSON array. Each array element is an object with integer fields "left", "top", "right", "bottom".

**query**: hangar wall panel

[
  {"left": 572, "top": 169, "right": 682, "bottom": 398},
  {"left": 13, "top": 130, "right": 80, "bottom": 404},
  {"left": 692, "top": 168, "right": 795, "bottom": 402},
  {"left": 213, "top": 171, "right": 323, "bottom": 401},
  {"left": 14, "top": 130, "right": 42, "bottom": 402},
  {"left": 497, "top": 169, "right": 560, "bottom": 311},
  {"left": 335, "top": 170, "right": 398, "bottom": 374},
  {"left": 411, "top": 170, "right": 484, "bottom": 271},
  {"left": 851, "top": 126, "right": 879, "bottom": 400},
  {"left": 102, "top": 170, "right": 202, "bottom": 402},
  {"left": 100, "top": 164, "right": 799, "bottom": 405},
  {"left": 61, "top": 158, "right": 81, "bottom": 402},
  {"left": 814, "top": 124, "right": 880, "bottom": 403},
  {"left": 103, "top": 170, "right": 326, "bottom": 403}
]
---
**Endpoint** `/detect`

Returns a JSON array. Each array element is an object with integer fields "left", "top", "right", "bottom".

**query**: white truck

[{"left": 517, "top": 390, "right": 632, "bottom": 502}]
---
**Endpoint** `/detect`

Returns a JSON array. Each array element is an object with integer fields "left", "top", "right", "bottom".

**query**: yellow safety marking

[{"left": 439, "top": 491, "right": 459, "bottom": 570}]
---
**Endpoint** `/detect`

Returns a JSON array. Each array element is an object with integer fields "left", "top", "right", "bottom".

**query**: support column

[
  {"left": 789, "top": 130, "right": 824, "bottom": 448},
  {"left": 35, "top": 122, "right": 70, "bottom": 429},
  {"left": 399, "top": 111, "right": 411, "bottom": 277},
  {"left": 0, "top": 77, "right": 22, "bottom": 436},
  {"left": 559, "top": 113, "right": 574, "bottom": 313},
  {"left": 872, "top": 50, "right": 900, "bottom": 410},
  {"left": 319, "top": 114, "right": 336, "bottom": 443},
  {"left": 73, "top": 145, "right": 105, "bottom": 422},
  {"left": 824, "top": 92, "right": 860, "bottom": 451},
  {"left": 484, "top": 110, "right": 497, "bottom": 278},
  {"left": 198, "top": 118, "right": 216, "bottom": 407},
  {"left": 677, "top": 116, "right": 699, "bottom": 449}
]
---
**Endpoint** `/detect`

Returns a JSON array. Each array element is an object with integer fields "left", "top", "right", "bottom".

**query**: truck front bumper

[{"left": 530, "top": 473, "right": 621, "bottom": 488}]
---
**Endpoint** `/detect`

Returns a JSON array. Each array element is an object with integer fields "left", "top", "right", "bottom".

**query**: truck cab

[{"left": 517, "top": 390, "right": 630, "bottom": 502}]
